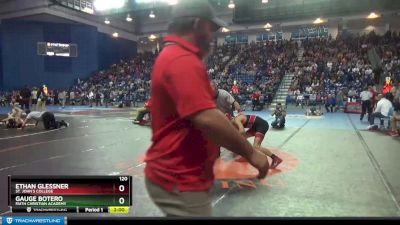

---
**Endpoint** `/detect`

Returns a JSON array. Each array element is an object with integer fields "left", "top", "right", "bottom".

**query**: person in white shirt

[
  {"left": 1, "top": 103, "right": 24, "bottom": 128},
  {"left": 58, "top": 90, "right": 66, "bottom": 109},
  {"left": 31, "top": 89, "right": 37, "bottom": 110},
  {"left": 365, "top": 68, "right": 373, "bottom": 76},
  {"left": 359, "top": 86, "right": 372, "bottom": 121},
  {"left": 305, "top": 86, "right": 312, "bottom": 94},
  {"left": 88, "top": 91, "right": 94, "bottom": 107},
  {"left": 69, "top": 91, "right": 75, "bottom": 105},
  {"left": 368, "top": 93, "right": 393, "bottom": 129},
  {"left": 21, "top": 110, "right": 68, "bottom": 130},
  {"left": 348, "top": 88, "right": 356, "bottom": 102},
  {"left": 296, "top": 94, "right": 304, "bottom": 108},
  {"left": 327, "top": 61, "right": 333, "bottom": 71}
]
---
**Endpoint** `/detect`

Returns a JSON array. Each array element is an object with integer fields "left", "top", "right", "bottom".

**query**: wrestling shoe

[
  {"left": 367, "top": 125, "right": 378, "bottom": 130},
  {"left": 60, "top": 120, "right": 69, "bottom": 127},
  {"left": 133, "top": 120, "right": 140, "bottom": 124},
  {"left": 270, "top": 156, "right": 283, "bottom": 169},
  {"left": 388, "top": 131, "right": 400, "bottom": 137}
]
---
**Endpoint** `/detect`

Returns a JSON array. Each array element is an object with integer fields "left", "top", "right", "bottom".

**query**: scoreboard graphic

[
  {"left": 37, "top": 42, "right": 78, "bottom": 57},
  {"left": 8, "top": 176, "right": 132, "bottom": 214}
]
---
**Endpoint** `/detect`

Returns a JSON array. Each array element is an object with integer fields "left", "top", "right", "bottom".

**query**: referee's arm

[{"left": 21, "top": 118, "right": 29, "bottom": 129}]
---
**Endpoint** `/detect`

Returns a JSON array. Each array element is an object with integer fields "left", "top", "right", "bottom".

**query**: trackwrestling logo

[{"left": 2, "top": 216, "right": 65, "bottom": 225}]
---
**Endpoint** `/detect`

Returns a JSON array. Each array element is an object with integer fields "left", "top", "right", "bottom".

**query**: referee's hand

[{"left": 248, "top": 149, "right": 270, "bottom": 179}]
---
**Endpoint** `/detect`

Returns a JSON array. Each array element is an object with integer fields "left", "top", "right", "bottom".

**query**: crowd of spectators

[
  {"left": 210, "top": 40, "right": 298, "bottom": 107},
  {"left": 286, "top": 31, "right": 400, "bottom": 111},
  {"left": 67, "top": 51, "right": 155, "bottom": 107},
  {"left": 1, "top": 31, "right": 399, "bottom": 113},
  {"left": 0, "top": 52, "right": 156, "bottom": 109}
]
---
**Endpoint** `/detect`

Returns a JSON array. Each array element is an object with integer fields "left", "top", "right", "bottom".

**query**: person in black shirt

[
  {"left": 271, "top": 103, "right": 286, "bottom": 128},
  {"left": 19, "top": 85, "right": 31, "bottom": 110},
  {"left": 103, "top": 90, "right": 110, "bottom": 108},
  {"left": 95, "top": 91, "right": 101, "bottom": 107}
]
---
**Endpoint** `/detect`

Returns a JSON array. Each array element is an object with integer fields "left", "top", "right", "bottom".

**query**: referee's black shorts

[{"left": 41, "top": 112, "right": 56, "bottom": 130}]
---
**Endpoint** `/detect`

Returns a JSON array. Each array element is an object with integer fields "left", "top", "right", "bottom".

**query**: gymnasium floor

[{"left": 0, "top": 105, "right": 399, "bottom": 217}]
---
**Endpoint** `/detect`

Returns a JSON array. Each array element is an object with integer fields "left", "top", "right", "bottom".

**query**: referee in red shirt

[{"left": 144, "top": 0, "right": 270, "bottom": 217}]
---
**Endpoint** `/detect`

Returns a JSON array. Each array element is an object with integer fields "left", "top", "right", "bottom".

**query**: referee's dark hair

[{"left": 385, "top": 92, "right": 394, "bottom": 102}]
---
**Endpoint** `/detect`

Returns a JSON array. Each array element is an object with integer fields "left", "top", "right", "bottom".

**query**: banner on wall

[{"left": 344, "top": 102, "right": 362, "bottom": 114}]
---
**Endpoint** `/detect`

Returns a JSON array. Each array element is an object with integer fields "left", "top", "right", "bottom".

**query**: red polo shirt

[
  {"left": 144, "top": 99, "right": 152, "bottom": 109},
  {"left": 231, "top": 85, "right": 239, "bottom": 94},
  {"left": 144, "top": 35, "right": 219, "bottom": 192}
]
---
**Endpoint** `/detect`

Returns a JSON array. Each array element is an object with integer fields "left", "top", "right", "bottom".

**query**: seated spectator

[
  {"left": 296, "top": 93, "right": 304, "bottom": 107},
  {"left": 309, "top": 92, "right": 317, "bottom": 106},
  {"left": 325, "top": 94, "right": 337, "bottom": 113},
  {"left": 368, "top": 93, "right": 393, "bottom": 130},
  {"left": 271, "top": 103, "right": 286, "bottom": 128},
  {"left": 133, "top": 98, "right": 151, "bottom": 125},
  {"left": 347, "top": 88, "right": 356, "bottom": 102},
  {"left": 306, "top": 106, "right": 324, "bottom": 116}
]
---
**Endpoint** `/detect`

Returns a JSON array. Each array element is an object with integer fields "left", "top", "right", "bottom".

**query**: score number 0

[{"left": 118, "top": 176, "right": 128, "bottom": 205}]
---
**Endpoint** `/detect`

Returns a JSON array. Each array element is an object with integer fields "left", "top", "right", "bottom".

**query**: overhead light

[
  {"left": 265, "top": 28, "right": 271, "bottom": 31},
  {"left": 149, "top": 34, "right": 157, "bottom": 40},
  {"left": 264, "top": 23, "right": 272, "bottom": 28},
  {"left": 228, "top": 0, "right": 235, "bottom": 9},
  {"left": 221, "top": 27, "right": 230, "bottom": 32},
  {"left": 112, "top": 32, "right": 119, "bottom": 38},
  {"left": 262, "top": 0, "right": 269, "bottom": 3},
  {"left": 167, "top": 0, "right": 178, "bottom": 5},
  {"left": 94, "top": 0, "right": 126, "bottom": 11},
  {"left": 313, "top": 17, "right": 324, "bottom": 24},
  {"left": 149, "top": 10, "right": 155, "bottom": 18},
  {"left": 367, "top": 12, "right": 380, "bottom": 19},
  {"left": 104, "top": 18, "right": 110, "bottom": 24},
  {"left": 126, "top": 14, "right": 133, "bottom": 22}
]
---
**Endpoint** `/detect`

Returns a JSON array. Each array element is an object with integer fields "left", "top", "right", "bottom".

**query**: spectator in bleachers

[
  {"left": 347, "top": 88, "right": 356, "bottom": 102},
  {"left": 325, "top": 94, "right": 336, "bottom": 113}
]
